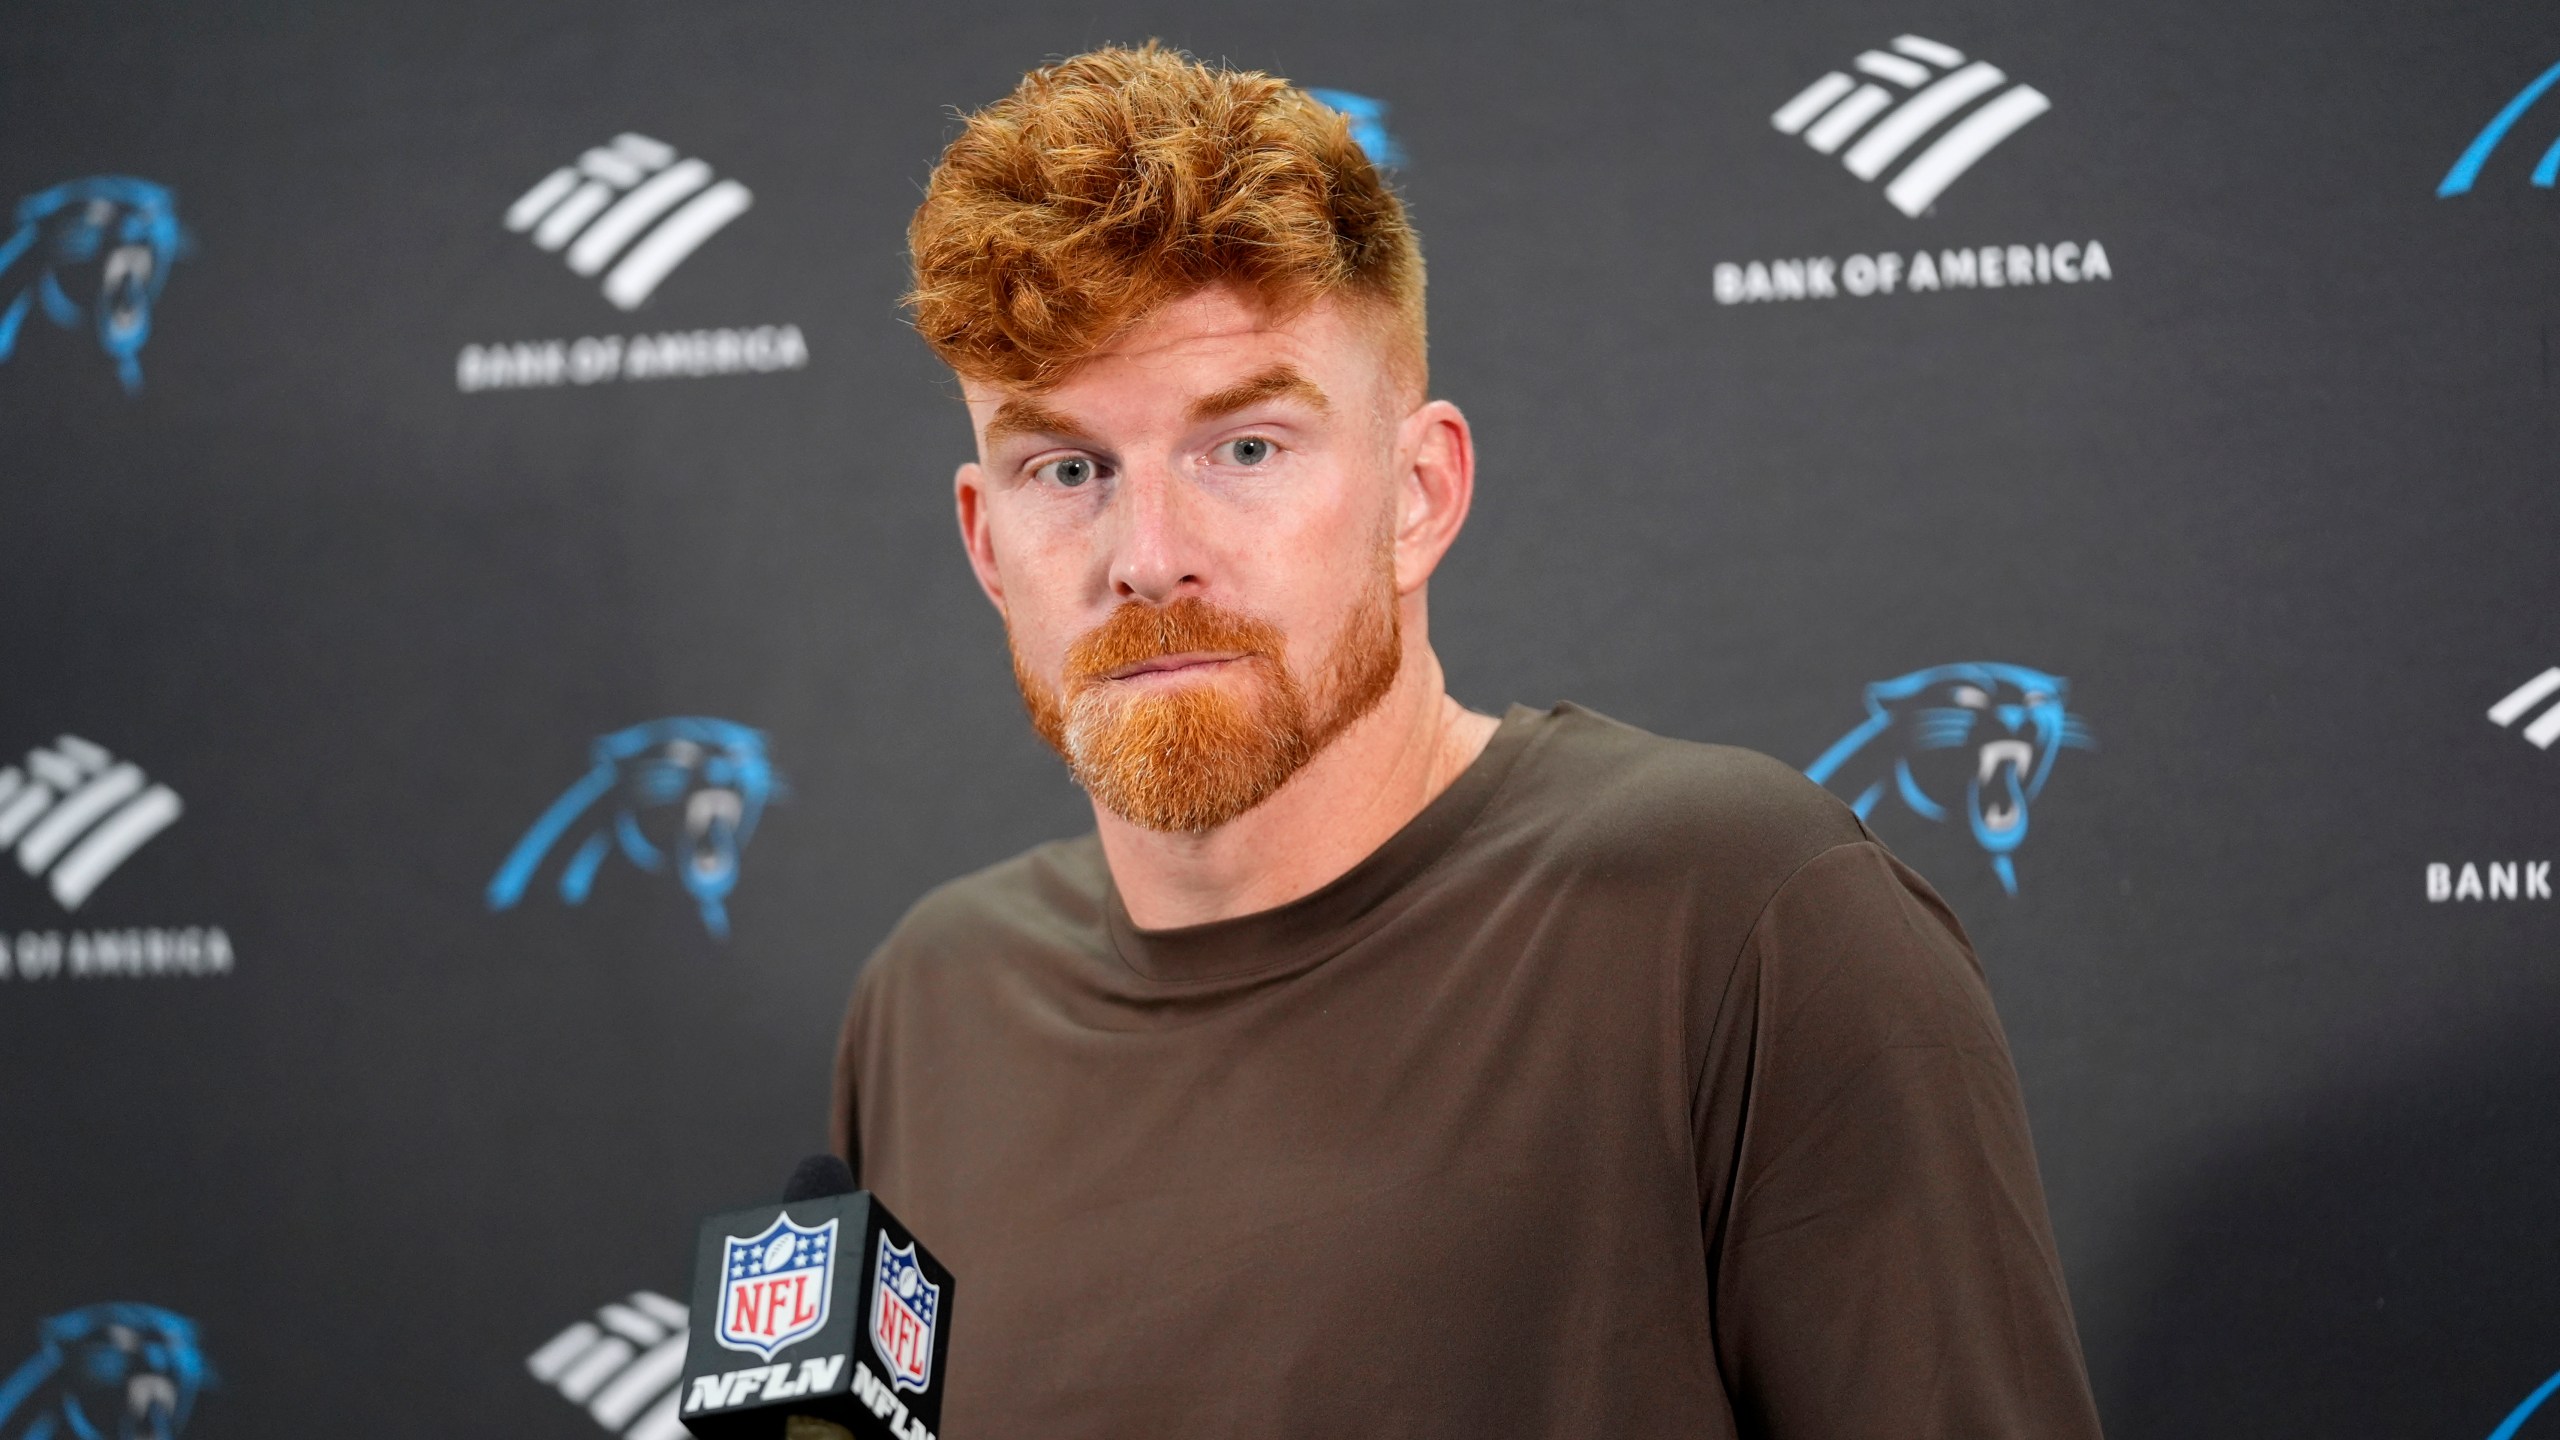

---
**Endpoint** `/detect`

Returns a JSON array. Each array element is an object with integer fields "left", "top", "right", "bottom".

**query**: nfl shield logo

[
  {"left": 715, "top": 1213, "right": 837, "bottom": 1359},
  {"left": 870, "top": 1232, "right": 939, "bottom": 1393}
]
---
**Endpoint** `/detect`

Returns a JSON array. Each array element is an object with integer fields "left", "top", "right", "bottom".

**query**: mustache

[{"left": 1062, "top": 597, "right": 1287, "bottom": 685}]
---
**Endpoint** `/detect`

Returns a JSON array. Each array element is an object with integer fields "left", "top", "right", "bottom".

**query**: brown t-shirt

[{"left": 832, "top": 703, "right": 2102, "bottom": 1438}]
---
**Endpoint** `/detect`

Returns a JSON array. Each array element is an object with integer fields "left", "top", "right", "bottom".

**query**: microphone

[
  {"left": 783, "top": 1154, "right": 856, "bottom": 1205},
  {"left": 677, "top": 1155, "right": 955, "bottom": 1440}
]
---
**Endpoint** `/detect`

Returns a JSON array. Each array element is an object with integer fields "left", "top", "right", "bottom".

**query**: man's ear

[
  {"left": 954, "top": 460, "right": 1008, "bottom": 615},
  {"left": 1391, "top": 399, "right": 1475, "bottom": 596}
]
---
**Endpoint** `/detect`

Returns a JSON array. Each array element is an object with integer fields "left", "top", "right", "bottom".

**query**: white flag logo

[
  {"left": 0, "top": 736, "right": 182, "bottom": 910},
  {"left": 1771, "top": 34, "right": 2050, "bottom": 216},
  {"left": 505, "top": 133, "right": 753, "bottom": 309},
  {"left": 527, "top": 1290, "right": 693, "bottom": 1440}
]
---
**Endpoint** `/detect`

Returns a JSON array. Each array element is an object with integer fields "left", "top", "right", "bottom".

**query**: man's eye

[
  {"left": 1037, "top": 457, "right": 1096, "bottom": 488},
  {"left": 1222, "top": 437, "right": 1274, "bottom": 466}
]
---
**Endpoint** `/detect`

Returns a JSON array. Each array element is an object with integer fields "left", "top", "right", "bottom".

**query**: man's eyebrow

[
  {"left": 1186, "top": 365, "right": 1331, "bottom": 424},
  {"left": 982, "top": 398, "right": 1092, "bottom": 447}
]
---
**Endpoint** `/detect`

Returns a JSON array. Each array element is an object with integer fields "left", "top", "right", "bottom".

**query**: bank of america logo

[
  {"left": 2490, "top": 667, "right": 2560, "bottom": 749},
  {"left": 505, "top": 134, "right": 753, "bottom": 310},
  {"left": 2438, "top": 59, "right": 2560, "bottom": 195},
  {"left": 528, "top": 1291, "right": 691, "bottom": 1440},
  {"left": 0, "top": 736, "right": 182, "bottom": 910},
  {"left": 1771, "top": 35, "right": 2051, "bottom": 217}
]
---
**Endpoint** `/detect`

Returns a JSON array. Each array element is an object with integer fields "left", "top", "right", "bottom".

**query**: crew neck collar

[{"left": 1101, "top": 704, "right": 1546, "bottom": 985}]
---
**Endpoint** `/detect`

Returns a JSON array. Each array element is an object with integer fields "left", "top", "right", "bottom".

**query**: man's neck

[{"left": 1093, "top": 645, "right": 1500, "bottom": 930}]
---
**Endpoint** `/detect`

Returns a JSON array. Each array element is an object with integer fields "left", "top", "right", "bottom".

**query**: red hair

[{"left": 908, "top": 43, "right": 1425, "bottom": 393}]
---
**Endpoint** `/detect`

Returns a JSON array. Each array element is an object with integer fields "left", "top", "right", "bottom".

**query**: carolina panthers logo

[
  {"left": 2484, "top": 1366, "right": 2560, "bottom": 1440},
  {"left": 1804, "top": 662, "right": 2095, "bottom": 895},
  {"left": 1306, "top": 89, "right": 1407, "bottom": 168},
  {"left": 487, "top": 717, "right": 779, "bottom": 939},
  {"left": 0, "top": 1303, "right": 213, "bottom": 1440},
  {"left": 0, "top": 178, "right": 189, "bottom": 394}
]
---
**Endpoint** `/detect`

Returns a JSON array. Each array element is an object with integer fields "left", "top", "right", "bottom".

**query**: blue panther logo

[
  {"left": 1307, "top": 90, "right": 1406, "bottom": 168},
  {"left": 0, "top": 1303, "right": 212, "bottom": 1440},
  {"left": 487, "top": 717, "right": 779, "bottom": 939},
  {"left": 1805, "top": 662, "right": 2095, "bottom": 895},
  {"left": 2437, "top": 58, "right": 2560, "bottom": 195},
  {"left": 2486, "top": 1365, "right": 2560, "bottom": 1440},
  {"left": 0, "top": 178, "right": 189, "bottom": 394}
]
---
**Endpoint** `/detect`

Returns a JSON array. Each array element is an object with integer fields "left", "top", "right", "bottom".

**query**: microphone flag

[{"left": 677, "top": 1188, "right": 954, "bottom": 1440}]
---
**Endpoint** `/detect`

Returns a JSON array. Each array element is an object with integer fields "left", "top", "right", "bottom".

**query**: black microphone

[
  {"left": 783, "top": 1154, "right": 856, "bottom": 1205},
  {"left": 677, "top": 1155, "right": 955, "bottom": 1440}
]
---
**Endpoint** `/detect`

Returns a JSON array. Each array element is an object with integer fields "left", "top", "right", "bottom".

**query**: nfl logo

[
  {"left": 870, "top": 1233, "right": 940, "bottom": 1393},
  {"left": 715, "top": 1213, "right": 837, "bottom": 1359}
]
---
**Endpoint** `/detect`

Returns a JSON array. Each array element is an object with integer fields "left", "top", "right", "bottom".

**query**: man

[{"left": 835, "top": 44, "right": 2103, "bottom": 1438}]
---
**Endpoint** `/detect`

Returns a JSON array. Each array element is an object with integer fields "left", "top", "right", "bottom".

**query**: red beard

[{"left": 1012, "top": 581, "right": 1402, "bottom": 834}]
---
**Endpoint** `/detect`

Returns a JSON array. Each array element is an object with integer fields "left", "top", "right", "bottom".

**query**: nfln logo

[
  {"left": 716, "top": 1214, "right": 835, "bottom": 1360},
  {"left": 870, "top": 1234, "right": 939, "bottom": 1394}
]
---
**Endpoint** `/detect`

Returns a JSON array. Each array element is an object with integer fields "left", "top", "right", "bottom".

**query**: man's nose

[{"left": 1106, "top": 463, "right": 1206, "bottom": 604}]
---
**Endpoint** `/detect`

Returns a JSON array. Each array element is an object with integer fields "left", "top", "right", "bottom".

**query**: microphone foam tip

[{"left": 782, "top": 1153, "right": 856, "bottom": 1204}]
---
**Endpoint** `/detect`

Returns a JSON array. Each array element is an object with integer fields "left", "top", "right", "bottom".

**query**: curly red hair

[{"left": 908, "top": 43, "right": 1425, "bottom": 395}]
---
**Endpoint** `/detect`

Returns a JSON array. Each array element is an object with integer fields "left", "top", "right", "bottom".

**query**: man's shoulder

[
  {"left": 864, "top": 832, "right": 1111, "bottom": 983},
  {"left": 1504, "top": 702, "right": 1872, "bottom": 899}
]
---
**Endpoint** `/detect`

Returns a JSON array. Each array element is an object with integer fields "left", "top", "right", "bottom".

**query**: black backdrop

[{"left": 3, "top": 2, "right": 2556, "bottom": 1436}]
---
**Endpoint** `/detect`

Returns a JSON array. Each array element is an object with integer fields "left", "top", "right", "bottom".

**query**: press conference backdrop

[{"left": 1, "top": 0, "right": 2552, "bottom": 1434}]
